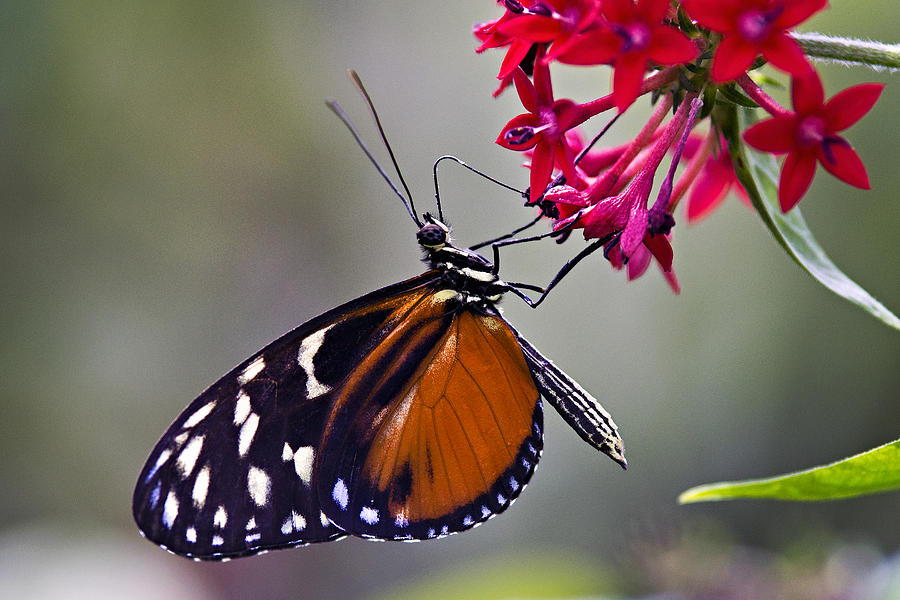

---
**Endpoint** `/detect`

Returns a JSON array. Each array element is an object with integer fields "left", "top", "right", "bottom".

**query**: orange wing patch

[{"left": 362, "top": 310, "right": 539, "bottom": 524}]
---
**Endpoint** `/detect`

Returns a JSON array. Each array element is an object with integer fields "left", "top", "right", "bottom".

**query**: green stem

[{"left": 793, "top": 31, "right": 900, "bottom": 71}]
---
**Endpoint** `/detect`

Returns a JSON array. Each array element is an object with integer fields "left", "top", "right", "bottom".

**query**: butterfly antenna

[
  {"left": 433, "top": 155, "right": 524, "bottom": 224},
  {"left": 326, "top": 77, "right": 422, "bottom": 228},
  {"left": 574, "top": 111, "right": 622, "bottom": 167},
  {"left": 348, "top": 70, "right": 421, "bottom": 227}
]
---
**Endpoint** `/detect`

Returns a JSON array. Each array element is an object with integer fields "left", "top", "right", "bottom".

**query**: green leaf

[
  {"left": 679, "top": 438, "right": 900, "bottom": 503},
  {"left": 716, "top": 84, "right": 758, "bottom": 108},
  {"left": 720, "top": 106, "right": 900, "bottom": 332}
]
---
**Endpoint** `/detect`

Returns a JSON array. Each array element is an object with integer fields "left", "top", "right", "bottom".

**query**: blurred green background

[{"left": 1, "top": 2, "right": 898, "bottom": 599}]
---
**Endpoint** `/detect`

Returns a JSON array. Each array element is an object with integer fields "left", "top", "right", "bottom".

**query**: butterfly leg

[{"left": 494, "top": 231, "right": 610, "bottom": 308}]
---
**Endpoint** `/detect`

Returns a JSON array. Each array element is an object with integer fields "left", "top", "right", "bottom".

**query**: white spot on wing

[
  {"left": 176, "top": 435, "right": 204, "bottom": 478},
  {"left": 173, "top": 431, "right": 189, "bottom": 446},
  {"left": 320, "top": 511, "right": 330, "bottom": 527},
  {"left": 297, "top": 325, "right": 335, "bottom": 398},
  {"left": 237, "top": 356, "right": 265, "bottom": 385},
  {"left": 292, "top": 511, "right": 306, "bottom": 531},
  {"left": 247, "top": 466, "right": 270, "bottom": 507},
  {"left": 293, "top": 446, "right": 315, "bottom": 486},
  {"left": 246, "top": 516, "right": 257, "bottom": 530},
  {"left": 213, "top": 505, "right": 227, "bottom": 528},
  {"left": 463, "top": 515, "right": 474, "bottom": 526},
  {"left": 185, "top": 527, "right": 197, "bottom": 543},
  {"left": 281, "top": 518, "right": 292, "bottom": 535},
  {"left": 162, "top": 491, "right": 179, "bottom": 529},
  {"left": 149, "top": 482, "right": 162, "bottom": 508},
  {"left": 238, "top": 412, "right": 259, "bottom": 456},
  {"left": 183, "top": 401, "right": 216, "bottom": 429},
  {"left": 234, "top": 390, "right": 251, "bottom": 425},
  {"left": 212, "top": 535, "right": 224, "bottom": 546},
  {"left": 146, "top": 449, "right": 172, "bottom": 482},
  {"left": 509, "top": 476, "right": 519, "bottom": 492},
  {"left": 394, "top": 508, "right": 409, "bottom": 528},
  {"left": 192, "top": 466, "right": 210, "bottom": 509},
  {"left": 245, "top": 532, "right": 261, "bottom": 543},
  {"left": 360, "top": 506, "right": 379, "bottom": 525},
  {"left": 332, "top": 479, "right": 349, "bottom": 510},
  {"left": 281, "top": 443, "right": 293, "bottom": 461}
]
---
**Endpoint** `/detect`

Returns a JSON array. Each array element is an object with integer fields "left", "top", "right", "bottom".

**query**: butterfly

[{"left": 132, "top": 76, "right": 625, "bottom": 561}]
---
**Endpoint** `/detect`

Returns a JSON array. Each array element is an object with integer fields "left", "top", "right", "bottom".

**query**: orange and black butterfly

[{"left": 132, "top": 74, "right": 625, "bottom": 560}]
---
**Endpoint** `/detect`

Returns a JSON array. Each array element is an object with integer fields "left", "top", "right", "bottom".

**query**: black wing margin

[{"left": 501, "top": 318, "right": 627, "bottom": 469}]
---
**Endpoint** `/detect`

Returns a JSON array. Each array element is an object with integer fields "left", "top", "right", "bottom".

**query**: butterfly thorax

[{"left": 416, "top": 218, "right": 508, "bottom": 308}]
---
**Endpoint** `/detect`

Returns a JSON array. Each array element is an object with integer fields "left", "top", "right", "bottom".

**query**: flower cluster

[{"left": 475, "top": 0, "right": 884, "bottom": 291}]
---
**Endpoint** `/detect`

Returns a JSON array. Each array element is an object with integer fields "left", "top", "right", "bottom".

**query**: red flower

[
  {"left": 743, "top": 71, "right": 884, "bottom": 212},
  {"left": 683, "top": 0, "right": 826, "bottom": 83},
  {"left": 544, "top": 184, "right": 679, "bottom": 292},
  {"left": 556, "top": 0, "right": 698, "bottom": 111},
  {"left": 607, "top": 234, "right": 680, "bottom": 293},
  {"left": 475, "top": 6, "right": 535, "bottom": 83},
  {"left": 495, "top": 0, "right": 601, "bottom": 67},
  {"left": 680, "top": 134, "right": 749, "bottom": 222},
  {"left": 496, "top": 54, "right": 590, "bottom": 202}
]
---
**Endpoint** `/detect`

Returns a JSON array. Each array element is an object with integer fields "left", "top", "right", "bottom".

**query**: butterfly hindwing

[
  {"left": 133, "top": 273, "right": 441, "bottom": 559},
  {"left": 317, "top": 297, "right": 544, "bottom": 540}
]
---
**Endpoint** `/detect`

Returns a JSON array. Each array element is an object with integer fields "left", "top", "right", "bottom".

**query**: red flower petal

[
  {"left": 533, "top": 53, "right": 554, "bottom": 106},
  {"left": 761, "top": 33, "right": 812, "bottom": 78},
  {"left": 625, "top": 245, "right": 652, "bottom": 280},
  {"left": 529, "top": 141, "right": 555, "bottom": 203},
  {"left": 662, "top": 268, "right": 681, "bottom": 294},
  {"left": 512, "top": 68, "right": 538, "bottom": 113},
  {"left": 556, "top": 29, "right": 621, "bottom": 65},
  {"left": 553, "top": 140, "right": 580, "bottom": 185},
  {"left": 496, "top": 113, "right": 541, "bottom": 150},
  {"left": 620, "top": 201, "right": 649, "bottom": 257},
  {"left": 779, "top": 151, "right": 818, "bottom": 212},
  {"left": 824, "top": 83, "right": 885, "bottom": 132},
  {"left": 818, "top": 141, "right": 871, "bottom": 189},
  {"left": 791, "top": 70, "right": 825, "bottom": 115},
  {"left": 686, "top": 162, "right": 731, "bottom": 222},
  {"left": 498, "top": 40, "right": 534, "bottom": 80},
  {"left": 776, "top": 0, "right": 828, "bottom": 29},
  {"left": 681, "top": 0, "right": 741, "bottom": 32},
  {"left": 710, "top": 35, "right": 758, "bottom": 83},
  {"left": 743, "top": 115, "right": 798, "bottom": 153},
  {"left": 647, "top": 27, "right": 699, "bottom": 65},
  {"left": 553, "top": 98, "right": 585, "bottom": 132},
  {"left": 602, "top": 0, "right": 636, "bottom": 23},
  {"left": 613, "top": 52, "right": 648, "bottom": 111},
  {"left": 497, "top": 15, "right": 564, "bottom": 42},
  {"left": 636, "top": 0, "right": 671, "bottom": 23},
  {"left": 644, "top": 233, "right": 674, "bottom": 272}
]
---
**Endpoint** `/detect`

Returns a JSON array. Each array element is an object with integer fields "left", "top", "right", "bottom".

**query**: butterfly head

[{"left": 416, "top": 214, "right": 450, "bottom": 250}]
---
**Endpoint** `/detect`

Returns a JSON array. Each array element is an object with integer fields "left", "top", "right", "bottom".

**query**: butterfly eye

[{"left": 417, "top": 223, "right": 447, "bottom": 249}]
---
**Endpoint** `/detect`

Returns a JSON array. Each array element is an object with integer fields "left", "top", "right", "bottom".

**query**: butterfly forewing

[
  {"left": 317, "top": 302, "right": 544, "bottom": 540},
  {"left": 133, "top": 274, "right": 440, "bottom": 559}
]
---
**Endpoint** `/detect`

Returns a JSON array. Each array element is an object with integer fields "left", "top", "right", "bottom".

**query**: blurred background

[{"left": 1, "top": 2, "right": 898, "bottom": 598}]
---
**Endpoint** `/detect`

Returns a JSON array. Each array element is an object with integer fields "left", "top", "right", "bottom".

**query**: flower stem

[
  {"left": 580, "top": 67, "right": 681, "bottom": 117},
  {"left": 793, "top": 32, "right": 900, "bottom": 71},
  {"left": 737, "top": 75, "right": 790, "bottom": 117},
  {"left": 654, "top": 96, "right": 703, "bottom": 219}
]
